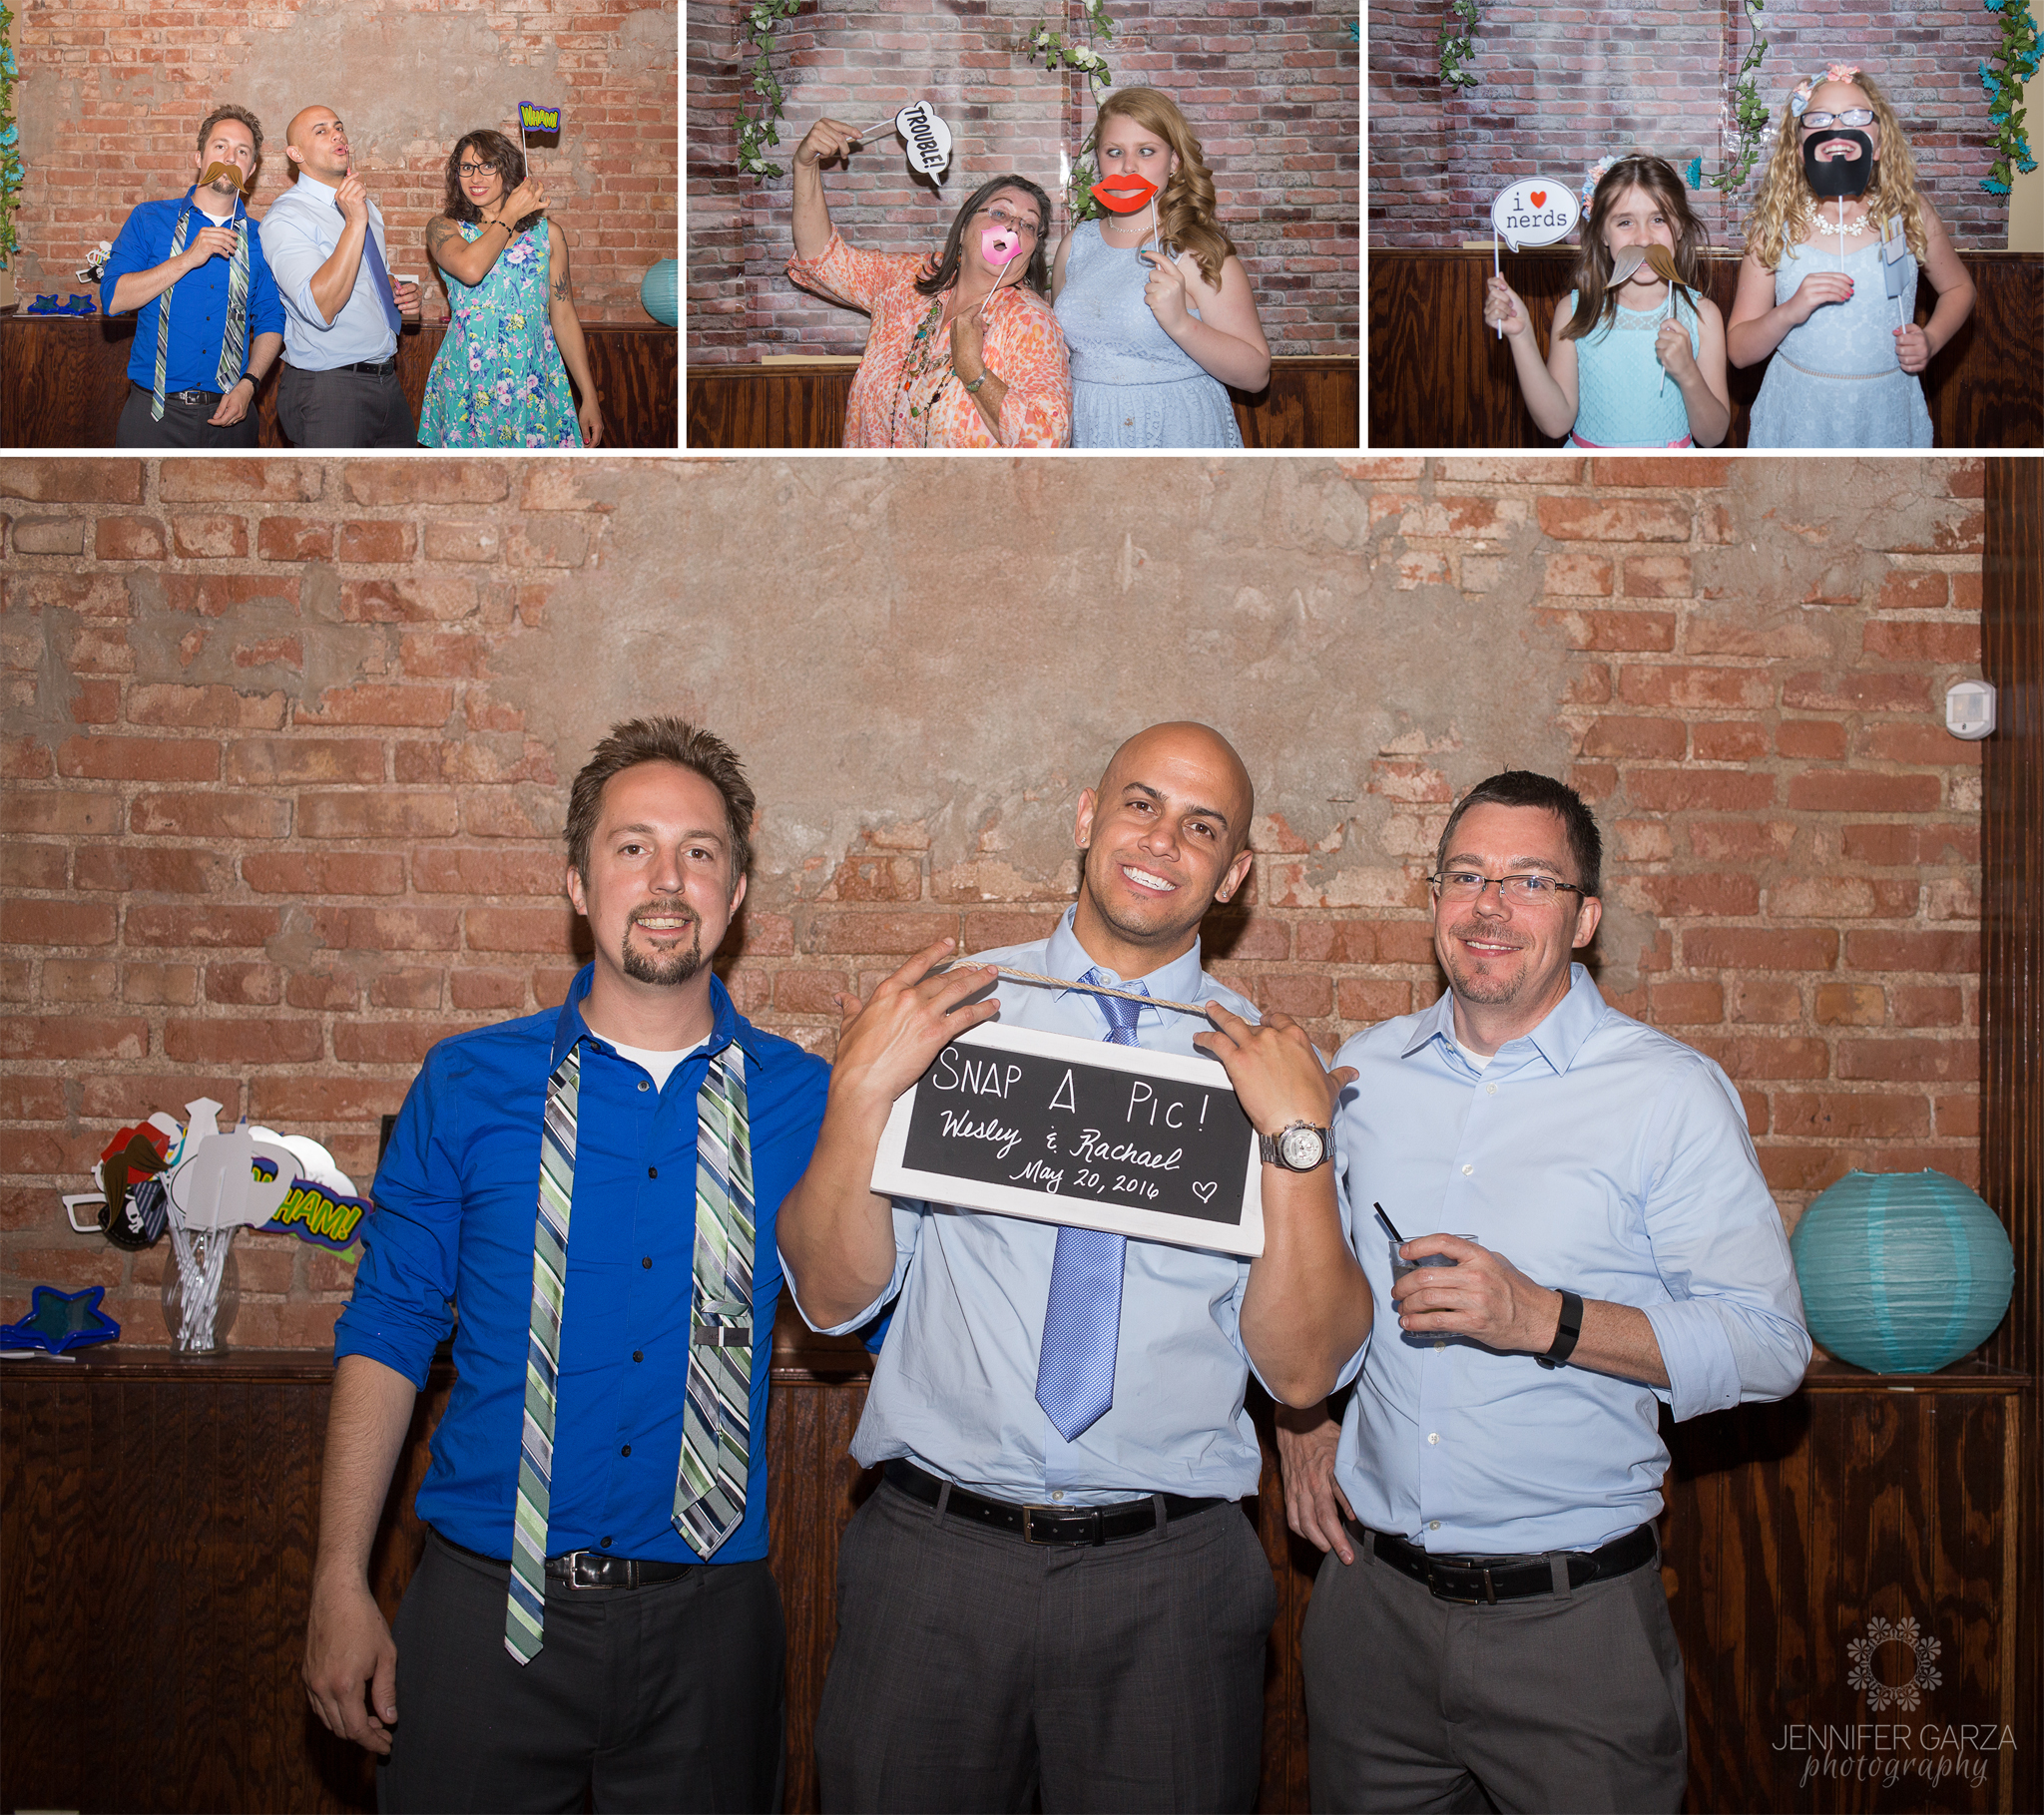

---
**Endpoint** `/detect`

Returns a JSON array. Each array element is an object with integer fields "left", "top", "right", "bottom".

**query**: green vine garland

[
  {"left": 0, "top": 0, "right": 23, "bottom": 270},
  {"left": 737, "top": 0, "right": 805, "bottom": 181},
  {"left": 1980, "top": 0, "right": 2040, "bottom": 195},
  {"left": 1027, "top": 0, "right": 1116, "bottom": 220},
  {"left": 1438, "top": 0, "right": 1481, "bottom": 90},
  {"left": 1708, "top": 0, "right": 1770, "bottom": 193}
]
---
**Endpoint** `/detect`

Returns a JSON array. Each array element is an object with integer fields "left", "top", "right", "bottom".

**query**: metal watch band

[
  {"left": 1535, "top": 1289, "right": 1585, "bottom": 1369},
  {"left": 1257, "top": 1122, "right": 1331, "bottom": 1170}
]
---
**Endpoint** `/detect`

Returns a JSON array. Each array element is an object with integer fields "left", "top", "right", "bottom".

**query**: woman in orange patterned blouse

[{"left": 787, "top": 118, "right": 1071, "bottom": 448}]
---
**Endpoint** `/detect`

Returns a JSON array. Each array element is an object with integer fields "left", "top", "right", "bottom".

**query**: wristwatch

[
  {"left": 1258, "top": 1122, "right": 1331, "bottom": 1171},
  {"left": 1535, "top": 1289, "right": 1584, "bottom": 1369}
]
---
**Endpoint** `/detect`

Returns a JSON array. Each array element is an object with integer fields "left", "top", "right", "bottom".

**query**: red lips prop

[{"left": 1092, "top": 173, "right": 1160, "bottom": 214}]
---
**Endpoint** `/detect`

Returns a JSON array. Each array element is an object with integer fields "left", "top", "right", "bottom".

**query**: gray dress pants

[
  {"left": 815, "top": 1478, "right": 1277, "bottom": 1814},
  {"left": 1301, "top": 1527, "right": 1687, "bottom": 1813}
]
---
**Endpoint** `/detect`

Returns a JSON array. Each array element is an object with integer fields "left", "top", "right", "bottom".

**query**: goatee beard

[{"left": 621, "top": 918, "right": 705, "bottom": 986}]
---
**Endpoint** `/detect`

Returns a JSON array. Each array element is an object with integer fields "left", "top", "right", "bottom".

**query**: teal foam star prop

[{"left": 0, "top": 1284, "right": 122, "bottom": 1354}]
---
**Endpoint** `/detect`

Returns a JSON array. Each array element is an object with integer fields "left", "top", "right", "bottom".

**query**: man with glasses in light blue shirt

[
  {"left": 259, "top": 103, "right": 421, "bottom": 446},
  {"left": 779, "top": 721, "right": 1373, "bottom": 1813},
  {"left": 1279, "top": 768, "right": 1809, "bottom": 1814}
]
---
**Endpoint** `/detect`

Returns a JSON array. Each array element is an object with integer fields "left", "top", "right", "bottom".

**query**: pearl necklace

[{"left": 1802, "top": 203, "right": 1872, "bottom": 241}]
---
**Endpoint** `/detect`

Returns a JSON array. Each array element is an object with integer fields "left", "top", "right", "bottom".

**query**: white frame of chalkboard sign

[{"left": 869, "top": 1023, "right": 1266, "bottom": 1257}]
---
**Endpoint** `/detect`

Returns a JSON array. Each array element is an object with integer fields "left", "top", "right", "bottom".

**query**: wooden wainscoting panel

[
  {"left": 686, "top": 356, "right": 1358, "bottom": 450},
  {"left": 1367, "top": 249, "right": 2042, "bottom": 450},
  {"left": 0, "top": 317, "right": 679, "bottom": 448}
]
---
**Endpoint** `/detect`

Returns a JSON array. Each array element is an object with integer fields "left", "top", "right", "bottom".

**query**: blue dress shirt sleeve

[
  {"left": 99, "top": 201, "right": 166, "bottom": 319},
  {"left": 1634, "top": 1055, "right": 1812, "bottom": 1420},
  {"left": 246, "top": 221, "right": 287, "bottom": 341},
  {"left": 333, "top": 1044, "right": 463, "bottom": 1388}
]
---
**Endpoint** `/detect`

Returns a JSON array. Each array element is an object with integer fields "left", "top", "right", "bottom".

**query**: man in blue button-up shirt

[
  {"left": 780, "top": 721, "right": 1374, "bottom": 1813},
  {"left": 100, "top": 106, "right": 285, "bottom": 447},
  {"left": 259, "top": 103, "right": 422, "bottom": 446},
  {"left": 303, "top": 719, "right": 827, "bottom": 1813},
  {"left": 1279, "top": 770, "right": 1809, "bottom": 1813}
]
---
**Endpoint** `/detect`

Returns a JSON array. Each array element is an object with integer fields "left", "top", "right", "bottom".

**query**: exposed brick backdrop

[
  {"left": 0, "top": 454, "right": 1982, "bottom": 1350},
  {"left": 688, "top": 0, "right": 1359, "bottom": 361},
  {"left": 1369, "top": 0, "right": 2008, "bottom": 250},
  {"left": 9, "top": 0, "right": 679, "bottom": 322}
]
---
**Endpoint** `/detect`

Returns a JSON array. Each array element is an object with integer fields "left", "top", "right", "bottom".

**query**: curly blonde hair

[
  {"left": 1560, "top": 155, "right": 1709, "bottom": 342},
  {"left": 1743, "top": 71, "right": 1926, "bottom": 270},
  {"left": 1086, "top": 87, "right": 1238, "bottom": 289}
]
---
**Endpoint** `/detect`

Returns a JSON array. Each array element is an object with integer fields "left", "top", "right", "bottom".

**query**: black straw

[{"left": 1372, "top": 1202, "right": 1405, "bottom": 1245}]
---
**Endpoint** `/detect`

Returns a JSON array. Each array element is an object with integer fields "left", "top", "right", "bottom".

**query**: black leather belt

[
  {"left": 434, "top": 1528, "right": 695, "bottom": 1589},
  {"left": 338, "top": 357, "right": 398, "bottom": 375},
  {"left": 1361, "top": 1520, "right": 1656, "bottom": 1604},
  {"left": 137, "top": 382, "right": 225, "bottom": 406},
  {"left": 884, "top": 1457, "right": 1226, "bottom": 1547}
]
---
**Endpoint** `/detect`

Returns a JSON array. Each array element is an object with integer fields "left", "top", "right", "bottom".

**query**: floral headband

[
  {"left": 1789, "top": 64, "right": 1863, "bottom": 118},
  {"left": 1582, "top": 151, "right": 1637, "bottom": 197}
]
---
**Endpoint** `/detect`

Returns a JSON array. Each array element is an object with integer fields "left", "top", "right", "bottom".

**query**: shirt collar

[
  {"left": 549, "top": 963, "right": 756, "bottom": 1071},
  {"left": 289, "top": 169, "right": 341, "bottom": 200},
  {"left": 1043, "top": 904, "right": 1207, "bottom": 1025},
  {"left": 182, "top": 184, "right": 248, "bottom": 227},
  {"left": 1401, "top": 963, "right": 1607, "bottom": 1075}
]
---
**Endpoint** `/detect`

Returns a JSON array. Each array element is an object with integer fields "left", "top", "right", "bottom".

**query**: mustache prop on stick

[
  {"left": 1643, "top": 243, "right": 1692, "bottom": 395},
  {"left": 199, "top": 162, "right": 248, "bottom": 191}
]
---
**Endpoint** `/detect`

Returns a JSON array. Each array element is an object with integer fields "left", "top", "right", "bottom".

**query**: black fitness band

[{"left": 1536, "top": 1289, "right": 1584, "bottom": 1369}]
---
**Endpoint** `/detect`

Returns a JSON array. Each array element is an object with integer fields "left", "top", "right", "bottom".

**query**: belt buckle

[
  {"left": 1022, "top": 1505, "right": 1056, "bottom": 1545},
  {"left": 1427, "top": 1562, "right": 1496, "bottom": 1605},
  {"left": 1021, "top": 1505, "right": 1101, "bottom": 1546},
  {"left": 563, "top": 1551, "right": 610, "bottom": 1589}
]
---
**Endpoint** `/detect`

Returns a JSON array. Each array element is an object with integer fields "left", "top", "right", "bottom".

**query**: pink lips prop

[{"left": 981, "top": 226, "right": 1019, "bottom": 264}]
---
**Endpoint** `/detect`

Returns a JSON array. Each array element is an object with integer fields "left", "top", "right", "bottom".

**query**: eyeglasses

[
  {"left": 458, "top": 161, "right": 497, "bottom": 178},
  {"left": 979, "top": 206, "right": 1041, "bottom": 237},
  {"left": 1801, "top": 108, "right": 1874, "bottom": 129},
  {"left": 1428, "top": 871, "right": 1590, "bottom": 907}
]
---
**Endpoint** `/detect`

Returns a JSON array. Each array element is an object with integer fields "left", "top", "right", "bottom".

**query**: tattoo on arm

[
  {"left": 552, "top": 272, "right": 571, "bottom": 299},
  {"left": 426, "top": 218, "right": 455, "bottom": 259}
]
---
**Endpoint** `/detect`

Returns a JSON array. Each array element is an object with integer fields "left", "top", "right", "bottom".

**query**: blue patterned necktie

[
  {"left": 1034, "top": 970, "right": 1147, "bottom": 1443},
  {"left": 357, "top": 207, "right": 403, "bottom": 336},
  {"left": 506, "top": 1036, "right": 755, "bottom": 1664}
]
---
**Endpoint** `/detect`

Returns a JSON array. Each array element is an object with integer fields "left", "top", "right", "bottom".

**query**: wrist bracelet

[{"left": 1535, "top": 1289, "right": 1584, "bottom": 1370}]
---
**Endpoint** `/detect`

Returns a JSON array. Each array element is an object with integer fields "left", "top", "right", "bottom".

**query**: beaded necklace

[{"left": 894, "top": 281, "right": 1003, "bottom": 447}]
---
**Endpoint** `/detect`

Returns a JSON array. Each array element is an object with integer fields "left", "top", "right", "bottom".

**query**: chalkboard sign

[{"left": 870, "top": 1024, "right": 1265, "bottom": 1256}]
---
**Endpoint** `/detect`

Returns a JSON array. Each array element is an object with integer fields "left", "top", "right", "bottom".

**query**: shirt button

[
  {"left": 1427, "top": 1432, "right": 1439, "bottom": 1445},
  {"left": 642, "top": 1256, "right": 653, "bottom": 1269},
  {"left": 638, "top": 1080, "right": 650, "bottom": 1093},
  {"left": 621, "top": 1444, "right": 632, "bottom": 1457},
  {"left": 1434, "top": 1340, "right": 1446, "bottom": 1350},
  {"left": 1051, "top": 1490, "right": 1064, "bottom": 1502},
  {"left": 1486, "top": 1084, "right": 1497, "bottom": 1096},
  {"left": 1461, "top": 1163, "right": 1474, "bottom": 1175},
  {"left": 1429, "top": 1520, "right": 1441, "bottom": 1531},
  {"left": 632, "top": 1349, "right": 643, "bottom": 1362},
  {"left": 600, "top": 1536, "right": 612, "bottom": 1549},
  {"left": 648, "top": 1166, "right": 658, "bottom": 1178}
]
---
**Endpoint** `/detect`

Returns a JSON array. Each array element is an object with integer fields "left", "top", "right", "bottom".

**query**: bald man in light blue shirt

[
  {"left": 1280, "top": 770, "right": 1809, "bottom": 1814},
  {"left": 780, "top": 721, "right": 1373, "bottom": 1813}
]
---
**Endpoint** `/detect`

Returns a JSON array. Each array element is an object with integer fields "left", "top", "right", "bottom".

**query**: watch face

[{"left": 1278, "top": 1126, "right": 1324, "bottom": 1169}]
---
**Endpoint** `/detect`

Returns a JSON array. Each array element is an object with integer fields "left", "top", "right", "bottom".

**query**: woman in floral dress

[{"left": 419, "top": 130, "right": 604, "bottom": 448}]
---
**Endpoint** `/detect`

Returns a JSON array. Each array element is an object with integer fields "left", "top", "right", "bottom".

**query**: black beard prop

[{"left": 1802, "top": 129, "right": 1874, "bottom": 199}]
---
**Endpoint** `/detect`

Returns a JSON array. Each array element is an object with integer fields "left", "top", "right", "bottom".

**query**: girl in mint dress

[{"left": 419, "top": 131, "right": 603, "bottom": 448}]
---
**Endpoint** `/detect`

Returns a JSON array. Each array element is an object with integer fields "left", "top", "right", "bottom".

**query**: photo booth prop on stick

[
  {"left": 1489, "top": 177, "right": 1580, "bottom": 337},
  {"left": 1092, "top": 170, "right": 1166, "bottom": 257},
  {"left": 862, "top": 100, "right": 952, "bottom": 178},
  {"left": 870, "top": 1023, "right": 1266, "bottom": 1256}
]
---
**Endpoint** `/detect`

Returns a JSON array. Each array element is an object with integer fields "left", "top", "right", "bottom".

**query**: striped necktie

[
  {"left": 505, "top": 1037, "right": 757, "bottom": 1664},
  {"left": 151, "top": 200, "right": 251, "bottom": 421},
  {"left": 1034, "top": 972, "right": 1146, "bottom": 1443}
]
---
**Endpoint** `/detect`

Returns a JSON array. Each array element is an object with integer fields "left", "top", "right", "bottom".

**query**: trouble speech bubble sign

[
  {"left": 895, "top": 101, "right": 951, "bottom": 176},
  {"left": 870, "top": 1023, "right": 1264, "bottom": 1255},
  {"left": 1490, "top": 177, "right": 1581, "bottom": 251}
]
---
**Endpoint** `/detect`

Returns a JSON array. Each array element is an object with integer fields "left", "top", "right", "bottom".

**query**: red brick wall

[
  {"left": 688, "top": 0, "right": 1360, "bottom": 361},
  {"left": 0, "top": 455, "right": 1983, "bottom": 1349},
  {"left": 9, "top": 0, "right": 678, "bottom": 322},
  {"left": 1369, "top": 0, "right": 2007, "bottom": 250}
]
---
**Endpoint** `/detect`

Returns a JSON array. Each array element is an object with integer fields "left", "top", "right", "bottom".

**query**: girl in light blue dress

[
  {"left": 1728, "top": 68, "right": 1975, "bottom": 448},
  {"left": 1052, "top": 88, "right": 1269, "bottom": 448},
  {"left": 1484, "top": 155, "right": 1731, "bottom": 448}
]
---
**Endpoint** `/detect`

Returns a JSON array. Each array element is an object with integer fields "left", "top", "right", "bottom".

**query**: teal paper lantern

[
  {"left": 640, "top": 257, "right": 678, "bottom": 327},
  {"left": 1790, "top": 1169, "right": 2014, "bottom": 1374}
]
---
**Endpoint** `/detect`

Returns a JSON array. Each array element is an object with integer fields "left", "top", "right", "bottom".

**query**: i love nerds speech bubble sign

[{"left": 1490, "top": 177, "right": 1580, "bottom": 251}]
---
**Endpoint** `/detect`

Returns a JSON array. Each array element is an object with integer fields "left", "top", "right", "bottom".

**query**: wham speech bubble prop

[{"left": 519, "top": 101, "right": 562, "bottom": 135}]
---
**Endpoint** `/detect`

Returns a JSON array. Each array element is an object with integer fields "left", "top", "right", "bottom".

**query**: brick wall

[
  {"left": 1369, "top": 0, "right": 2007, "bottom": 250},
  {"left": 9, "top": 0, "right": 678, "bottom": 322},
  {"left": 688, "top": 0, "right": 1360, "bottom": 361},
  {"left": 0, "top": 455, "right": 1983, "bottom": 1349}
]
